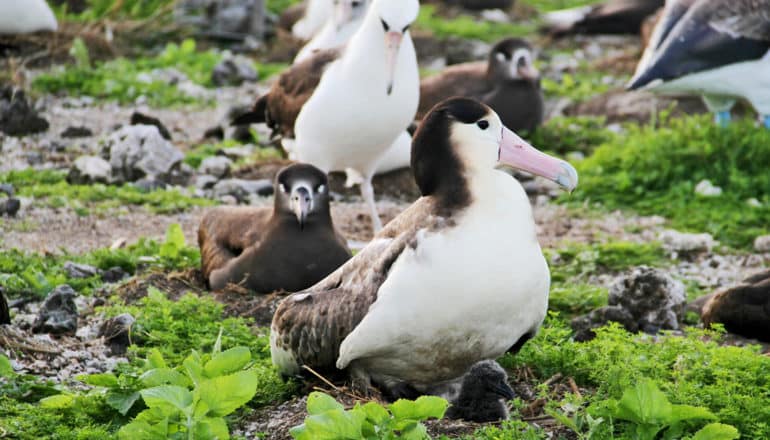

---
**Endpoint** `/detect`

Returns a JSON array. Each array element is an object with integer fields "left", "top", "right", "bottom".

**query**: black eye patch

[{"left": 380, "top": 18, "right": 390, "bottom": 31}]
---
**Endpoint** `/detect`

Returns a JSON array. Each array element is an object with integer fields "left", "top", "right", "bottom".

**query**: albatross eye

[{"left": 477, "top": 120, "right": 490, "bottom": 130}]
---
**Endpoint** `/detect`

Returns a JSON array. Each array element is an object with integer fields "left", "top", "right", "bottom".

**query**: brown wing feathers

[
  {"left": 197, "top": 206, "right": 271, "bottom": 280},
  {"left": 231, "top": 49, "right": 340, "bottom": 138},
  {"left": 271, "top": 199, "right": 450, "bottom": 371}
]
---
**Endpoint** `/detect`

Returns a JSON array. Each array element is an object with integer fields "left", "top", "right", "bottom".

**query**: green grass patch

[
  {"left": 0, "top": 224, "right": 200, "bottom": 298},
  {"left": 568, "top": 115, "right": 770, "bottom": 248},
  {"left": 33, "top": 40, "right": 278, "bottom": 107},
  {"left": 529, "top": 115, "right": 614, "bottom": 156},
  {"left": 541, "top": 70, "right": 613, "bottom": 102},
  {"left": 54, "top": 0, "right": 175, "bottom": 20},
  {"left": 503, "top": 318, "right": 770, "bottom": 438},
  {"left": 520, "top": 0, "right": 604, "bottom": 12},
  {"left": 1, "top": 168, "right": 214, "bottom": 215},
  {"left": 267, "top": 0, "right": 302, "bottom": 14},
  {"left": 415, "top": 5, "right": 535, "bottom": 42}
]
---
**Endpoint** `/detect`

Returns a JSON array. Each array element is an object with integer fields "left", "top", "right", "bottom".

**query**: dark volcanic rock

[
  {"left": 101, "top": 266, "right": 130, "bottom": 283},
  {"left": 61, "top": 126, "right": 93, "bottom": 138},
  {"left": 203, "top": 125, "right": 225, "bottom": 141},
  {"left": 0, "top": 197, "right": 20, "bottom": 217},
  {"left": 130, "top": 111, "right": 172, "bottom": 140},
  {"left": 0, "top": 286, "right": 9, "bottom": 325},
  {"left": 571, "top": 266, "right": 686, "bottom": 340},
  {"left": 32, "top": 285, "right": 79, "bottom": 335},
  {"left": 63, "top": 261, "right": 99, "bottom": 279},
  {"left": 211, "top": 55, "right": 259, "bottom": 86},
  {"left": 0, "top": 86, "right": 49, "bottom": 136}
]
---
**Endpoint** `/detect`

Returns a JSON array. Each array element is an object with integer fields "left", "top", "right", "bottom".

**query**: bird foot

[
  {"left": 348, "top": 367, "right": 377, "bottom": 399},
  {"left": 714, "top": 111, "right": 731, "bottom": 127}
]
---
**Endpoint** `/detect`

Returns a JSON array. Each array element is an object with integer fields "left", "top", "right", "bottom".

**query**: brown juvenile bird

[
  {"left": 702, "top": 270, "right": 770, "bottom": 342},
  {"left": 198, "top": 163, "right": 351, "bottom": 293},
  {"left": 418, "top": 38, "right": 543, "bottom": 133}
]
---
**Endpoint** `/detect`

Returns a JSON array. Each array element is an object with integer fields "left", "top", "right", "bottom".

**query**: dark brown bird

[
  {"left": 445, "top": 360, "right": 515, "bottom": 422},
  {"left": 198, "top": 163, "right": 351, "bottom": 293},
  {"left": 702, "top": 270, "right": 770, "bottom": 342},
  {"left": 417, "top": 38, "right": 543, "bottom": 133},
  {"left": 543, "top": 0, "right": 665, "bottom": 36}
]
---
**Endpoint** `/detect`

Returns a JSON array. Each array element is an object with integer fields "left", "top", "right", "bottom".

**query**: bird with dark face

[
  {"left": 198, "top": 163, "right": 351, "bottom": 293},
  {"left": 270, "top": 98, "right": 576, "bottom": 396},
  {"left": 417, "top": 38, "right": 543, "bottom": 133},
  {"left": 445, "top": 360, "right": 515, "bottom": 423}
]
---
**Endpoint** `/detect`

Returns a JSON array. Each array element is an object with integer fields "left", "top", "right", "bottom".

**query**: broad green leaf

[
  {"left": 82, "top": 372, "right": 119, "bottom": 388},
  {"left": 194, "top": 416, "right": 230, "bottom": 440},
  {"left": 118, "top": 418, "right": 169, "bottom": 440},
  {"left": 400, "top": 422, "right": 429, "bottom": 440},
  {"left": 140, "top": 367, "right": 189, "bottom": 387},
  {"left": 692, "top": 423, "right": 740, "bottom": 440},
  {"left": 667, "top": 404, "right": 716, "bottom": 423},
  {"left": 389, "top": 396, "right": 448, "bottom": 421},
  {"left": 613, "top": 379, "right": 671, "bottom": 424},
  {"left": 290, "top": 409, "right": 365, "bottom": 440},
  {"left": 146, "top": 348, "right": 167, "bottom": 369},
  {"left": 106, "top": 391, "right": 141, "bottom": 415},
  {"left": 39, "top": 394, "right": 75, "bottom": 409},
  {"left": 0, "top": 354, "right": 15, "bottom": 377},
  {"left": 306, "top": 392, "right": 345, "bottom": 415},
  {"left": 193, "top": 400, "right": 211, "bottom": 420},
  {"left": 184, "top": 353, "right": 204, "bottom": 386},
  {"left": 197, "top": 370, "right": 259, "bottom": 417},
  {"left": 203, "top": 346, "right": 251, "bottom": 378},
  {"left": 140, "top": 385, "right": 193, "bottom": 411},
  {"left": 360, "top": 401, "right": 390, "bottom": 425}
]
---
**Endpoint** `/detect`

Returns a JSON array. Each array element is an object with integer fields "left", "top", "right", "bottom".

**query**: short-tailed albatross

[
  {"left": 270, "top": 97, "right": 578, "bottom": 395},
  {"left": 234, "top": 0, "right": 420, "bottom": 232}
]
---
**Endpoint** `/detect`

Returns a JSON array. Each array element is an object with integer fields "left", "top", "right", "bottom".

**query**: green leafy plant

[
  {"left": 117, "top": 339, "right": 260, "bottom": 439},
  {"left": 291, "top": 392, "right": 448, "bottom": 440},
  {"left": 595, "top": 379, "right": 726, "bottom": 439}
]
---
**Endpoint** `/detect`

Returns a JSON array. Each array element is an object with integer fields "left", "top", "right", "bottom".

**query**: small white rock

[
  {"left": 694, "top": 179, "right": 722, "bottom": 197},
  {"left": 480, "top": 9, "right": 510, "bottom": 23},
  {"left": 660, "top": 230, "right": 715, "bottom": 254},
  {"left": 754, "top": 235, "right": 770, "bottom": 253}
]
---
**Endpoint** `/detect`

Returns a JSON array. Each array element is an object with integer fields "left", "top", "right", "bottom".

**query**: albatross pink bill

[{"left": 497, "top": 126, "right": 578, "bottom": 192}]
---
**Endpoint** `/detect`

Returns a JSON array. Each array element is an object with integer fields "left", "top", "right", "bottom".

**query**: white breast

[
  {"left": 337, "top": 172, "right": 550, "bottom": 384},
  {"left": 0, "top": 0, "right": 57, "bottom": 34},
  {"left": 292, "top": 35, "right": 419, "bottom": 177}
]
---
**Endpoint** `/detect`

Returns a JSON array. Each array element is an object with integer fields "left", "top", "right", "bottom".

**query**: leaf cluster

[
  {"left": 117, "top": 343, "right": 260, "bottom": 439},
  {"left": 593, "top": 379, "right": 739, "bottom": 440},
  {"left": 415, "top": 5, "right": 534, "bottom": 42},
  {"left": 291, "top": 392, "right": 448, "bottom": 440},
  {"left": 504, "top": 318, "right": 770, "bottom": 437}
]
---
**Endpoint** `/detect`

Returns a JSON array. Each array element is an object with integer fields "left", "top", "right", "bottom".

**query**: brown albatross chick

[
  {"left": 417, "top": 38, "right": 543, "bottom": 133},
  {"left": 701, "top": 270, "right": 770, "bottom": 342},
  {"left": 198, "top": 163, "right": 351, "bottom": 293}
]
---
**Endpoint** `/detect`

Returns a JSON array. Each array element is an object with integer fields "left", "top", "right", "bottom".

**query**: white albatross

[{"left": 270, "top": 97, "right": 578, "bottom": 396}]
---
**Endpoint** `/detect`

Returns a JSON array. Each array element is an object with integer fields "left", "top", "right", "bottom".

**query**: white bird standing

[
  {"left": 292, "top": 0, "right": 334, "bottom": 40},
  {"left": 627, "top": 0, "right": 770, "bottom": 128},
  {"left": 294, "top": 0, "right": 371, "bottom": 63},
  {"left": 233, "top": 0, "right": 420, "bottom": 232},
  {"left": 270, "top": 98, "right": 578, "bottom": 396},
  {"left": 0, "top": 0, "right": 58, "bottom": 34}
]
